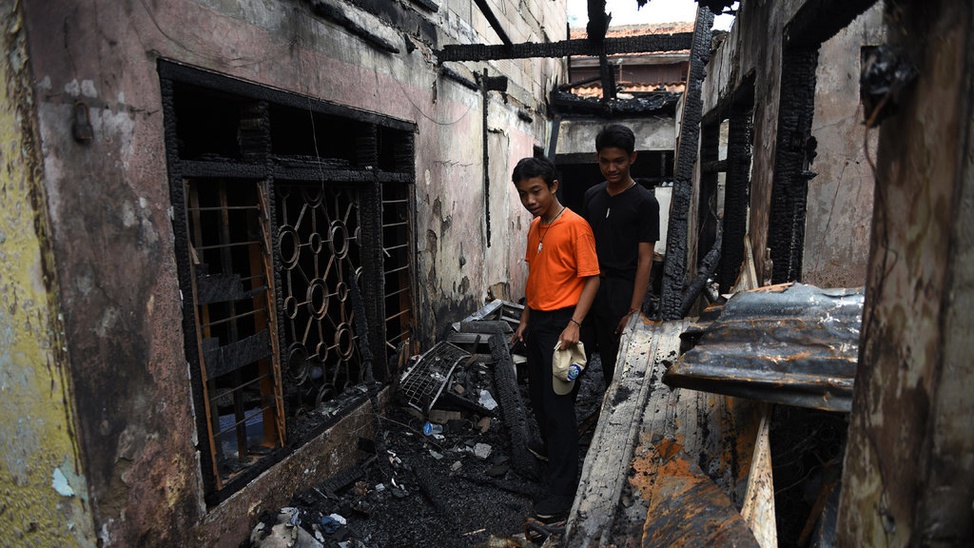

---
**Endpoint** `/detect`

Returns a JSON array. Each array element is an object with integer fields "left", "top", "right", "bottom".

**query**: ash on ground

[{"left": 247, "top": 347, "right": 607, "bottom": 548}]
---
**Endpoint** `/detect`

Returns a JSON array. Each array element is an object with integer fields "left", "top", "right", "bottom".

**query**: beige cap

[{"left": 552, "top": 341, "right": 587, "bottom": 396}]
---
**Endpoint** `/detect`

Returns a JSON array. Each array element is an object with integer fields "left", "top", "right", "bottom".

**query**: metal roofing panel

[{"left": 663, "top": 283, "right": 863, "bottom": 412}]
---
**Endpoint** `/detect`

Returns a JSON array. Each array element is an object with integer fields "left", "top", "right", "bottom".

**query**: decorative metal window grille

[
  {"left": 161, "top": 61, "right": 416, "bottom": 503},
  {"left": 277, "top": 184, "right": 370, "bottom": 409}
]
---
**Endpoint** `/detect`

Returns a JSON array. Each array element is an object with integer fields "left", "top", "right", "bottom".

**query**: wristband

[{"left": 569, "top": 318, "right": 582, "bottom": 327}]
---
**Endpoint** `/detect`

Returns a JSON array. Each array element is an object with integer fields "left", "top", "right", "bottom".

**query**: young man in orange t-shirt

[{"left": 511, "top": 156, "right": 600, "bottom": 521}]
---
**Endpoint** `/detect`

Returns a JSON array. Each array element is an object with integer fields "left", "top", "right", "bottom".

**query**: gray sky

[{"left": 567, "top": 0, "right": 735, "bottom": 30}]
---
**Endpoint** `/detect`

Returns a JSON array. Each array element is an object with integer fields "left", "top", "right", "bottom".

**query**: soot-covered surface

[{"left": 247, "top": 351, "right": 607, "bottom": 547}]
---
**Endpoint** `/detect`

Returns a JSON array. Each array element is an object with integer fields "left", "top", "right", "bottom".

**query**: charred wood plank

[
  {"left": 195, "top": 271, "right": 266, "bottom": 305},
  {"left": 437, "top": 33, "right": 693, "bottom": 63},
  {"left": 472, "top": 0, "right": 512, "bottom": 46},
  {"left": 660, "top": 8, "right": 715, "bottom": 319},
  {"left": 701, "top": 159, "right": 728, "bottom": 173},
  {"left": 489, "top": 333, "right": 540, "bottom": 480},
  {"left": 459, "top": 320, "right": 512, "bottom": 334},
  {"left": 568, "top": 316, "right": 764, "bottom": 546},
  {"left": 784, "top": 0, "right": 879, "bottom": 47},
  {"left": 641, "top": 469, "right": 759, "bottom": 547},
  {"left": 566, "top": 319, "right": 690, "bottom": 546},
  {"left": 202, "top": 330, "right": 273, "bottom": 379}
]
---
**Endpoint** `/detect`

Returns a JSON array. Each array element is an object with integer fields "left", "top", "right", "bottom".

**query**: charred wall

[
  {"left": 840, "top": 0, "right": 974, "bottom": 544},
  {"left": 18, "top": 0, "right": 565, "bottom": 543},
  {"left": 698, "top": 0, "right": 880, "bottom": 288}
]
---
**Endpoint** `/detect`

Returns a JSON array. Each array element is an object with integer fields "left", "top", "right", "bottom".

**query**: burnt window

[
  {"left": 698, "top": 76, "right": 755, "bottom": 293},
  {"left": 160, "top": 61, "right": 416, "bottom": 504}
]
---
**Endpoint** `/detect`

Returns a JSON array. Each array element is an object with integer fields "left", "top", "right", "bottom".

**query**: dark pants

[
  {"left": 525, "top": 307, "right": 583, "bottom": 497},
  {"left": 591, "top": 276, "right": 634, "bottom": 386}
]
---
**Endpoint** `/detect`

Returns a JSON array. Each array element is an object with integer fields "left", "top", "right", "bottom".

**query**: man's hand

[
  {"left": 512, "top": 322, "right": 527, "bottom": 346},
  {"left": 558, "top": 320, "right": 581, "bottom": 350},
  {"left": 614, "top": 309, "right": 640, "bottom": 336}
]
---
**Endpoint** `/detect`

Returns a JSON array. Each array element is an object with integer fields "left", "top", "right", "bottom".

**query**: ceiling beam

[
  {"left": 472, "top": 0, "right": 513, "bottom": 46},
  {"left": 437, "top": 32, "right": 693, "bottom": 63}
]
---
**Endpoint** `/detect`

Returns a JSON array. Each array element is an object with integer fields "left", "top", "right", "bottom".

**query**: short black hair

[
  {"left": 511, "top": 156, "right": 559, "bottom": 188},
  {"left": 595, "top": 124, "right": 636, "bottom": 155}
]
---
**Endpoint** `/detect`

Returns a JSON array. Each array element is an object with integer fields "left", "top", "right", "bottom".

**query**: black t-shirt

[{"left": 582, "top": 181, "right": 660, "bottom": 280}]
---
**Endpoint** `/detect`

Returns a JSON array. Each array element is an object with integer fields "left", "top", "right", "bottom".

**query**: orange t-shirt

[{"left": 524, "top": 208, "right": 600, "bottom": 311}]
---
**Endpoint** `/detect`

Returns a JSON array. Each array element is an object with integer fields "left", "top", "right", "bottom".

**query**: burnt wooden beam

[
  {"left": 309, "top": 0, "right": 401, "bottom": 54},
  {"left": 660, "top": 7, "right": 715, "bottom": 320},
  {"left": 408, "top": 0, "right": 439, "bottom": 12},
  {"left": 719, "top": 97, "right": 754, "bottom": 293},
  {"left": 784, "top": 0, "right": 879, "bottom": 47},
  {"left": 201, "top": 330, "right": 273, "bottom": 379},
  {"left": 472, "top": 0, "right": 513, "bottom": 46},
  {"left": 566, "top": 320, "right": 693, "bottom": 546},
  {"left": 557, "top": 74, "right": 603, "bottom": 91},
  {"left": 768, "top": 48, "right": 818, "bottom": 284},
  {"left": 586, "top": 0, "right": 609, "bottom": 41},
  {"left": 437, "top": 33, "right": 693, "bottom": 63},
  {"left": 598, "top": 50, "right": 616, "bottom": 101},
  {"left": 701, "top": 158, "right": 728, "bottom": 173}
]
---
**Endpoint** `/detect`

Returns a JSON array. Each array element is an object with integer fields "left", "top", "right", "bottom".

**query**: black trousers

[
  {"left": 591, "top": 276, "right": 634, "bottom": 386},
  {"left": 525, "top": 306, "right": 585, "bottom": 497}
]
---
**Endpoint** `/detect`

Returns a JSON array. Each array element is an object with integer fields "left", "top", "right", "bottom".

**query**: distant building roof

[
  {"left": 573, "top": 82, "right": 685, "bottom": 98},
  {"left": 569, "top": 22, "right": 696, "bottom": 40}
]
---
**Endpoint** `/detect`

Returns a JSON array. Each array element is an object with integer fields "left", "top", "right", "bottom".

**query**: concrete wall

[
  {"left": 699, "top": 0, "right": 880, "bottom": 288},
  {"left": 14, "top": 0, "right": 565, "bottom": 544},
  {"left": 840, "top": 1, "right": 974, "bottom": 544},
  {"left": 802, "top": 5, "right": 883, "bottom": 287},
  {"left": 0, "top": 2, "right": 95, "bottom": 545},
  {"left": 556, "top": 116, "right": 676, "bottom": 156}
]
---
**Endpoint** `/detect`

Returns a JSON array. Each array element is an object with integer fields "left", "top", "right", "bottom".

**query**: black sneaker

[
  {"left": 533, "top": 494, "right": 574, "bottom": 520},
  {"left": 527, "top": 440, "right": 548, "bottom": 462}
]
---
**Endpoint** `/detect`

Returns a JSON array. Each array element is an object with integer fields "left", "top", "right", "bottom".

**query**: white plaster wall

[{"left": 556, "top": 116, "right": 676, "bottom": 155}]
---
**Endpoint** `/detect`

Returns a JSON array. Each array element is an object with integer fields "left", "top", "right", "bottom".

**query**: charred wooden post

[
  {"left": 719, "top": 87, "right": 755, "bottom": 292},
  {"left": 660, "top": 6, "right": 715, "bottom": 320}
]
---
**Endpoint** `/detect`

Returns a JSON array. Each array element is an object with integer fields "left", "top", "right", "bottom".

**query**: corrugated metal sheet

[{"left": 664, "top": 283, "right": 863, "bottom": 412}]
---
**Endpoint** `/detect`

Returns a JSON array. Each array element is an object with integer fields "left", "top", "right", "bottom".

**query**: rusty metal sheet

[
  {"left": 664, "top": 283, "right": 863, "bottom": 412},
  {"left": 634, "top": 438, "right": 760, "bottom": 548}
]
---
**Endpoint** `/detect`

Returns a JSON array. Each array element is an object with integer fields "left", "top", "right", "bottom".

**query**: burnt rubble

[{"left": 247, "top": 301, "right": 606, "bottom": 547}]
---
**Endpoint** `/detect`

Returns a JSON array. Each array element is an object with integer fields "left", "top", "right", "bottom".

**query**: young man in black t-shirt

[{"left": 581, "top": 124, "right": 660, "bottom": 386}]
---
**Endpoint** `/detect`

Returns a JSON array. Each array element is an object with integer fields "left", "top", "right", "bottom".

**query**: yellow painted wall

[{"left": 0, "top": 1, "right": 95, "bottom": 544}]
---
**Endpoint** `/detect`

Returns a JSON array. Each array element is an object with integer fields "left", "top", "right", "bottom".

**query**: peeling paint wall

[
  {"left": 839, "top": 1, "right": 974, "bottom": 544},
  {"left": 0, "top": 1, "right": 95, "bottom": 544},
  {"left": 16, "top": 0, "right": 565, "bottom": 544}
]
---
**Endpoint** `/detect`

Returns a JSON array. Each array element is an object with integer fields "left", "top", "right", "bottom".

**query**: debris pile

[{"left": 247, "top": 300, "right": 606, "bottom": 547}]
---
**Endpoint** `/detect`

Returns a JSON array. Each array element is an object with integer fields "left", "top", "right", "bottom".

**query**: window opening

[
  {"left": 277, "top": 183, "right": 367, "bottom": 410},
  {"left": 382, "top": 182, "right": 414, "bottom": 353},
  {"left": 161, "top": 61, "right": 416, "bottom": 502},
  {"left": 185, "top": 177, "right": 284, "bottom": 491},
  {"left": 698, "top": 77, "right": 755, "bottom": 293}
]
